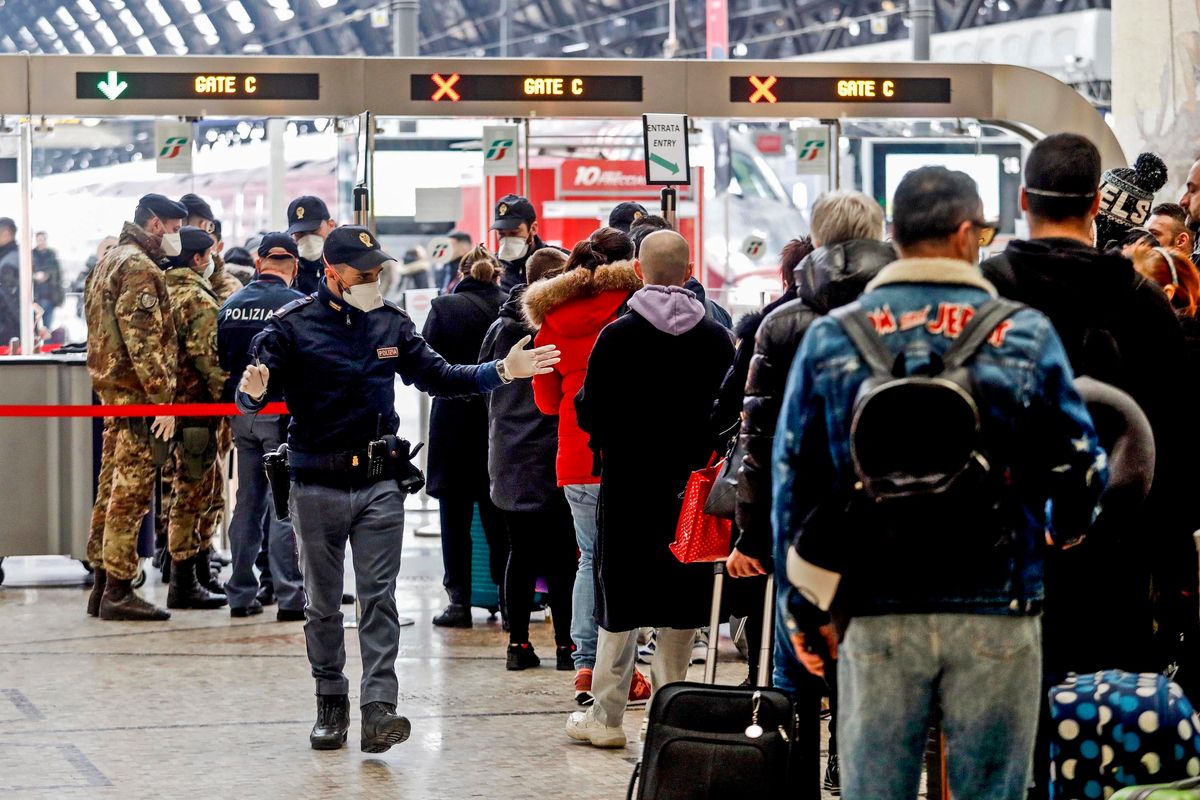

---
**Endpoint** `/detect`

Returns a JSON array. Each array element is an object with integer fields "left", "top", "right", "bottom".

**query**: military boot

[
  {"left": 193, "top": 553, "right": 226, "bottom": 596},
  {"left": 360, "top": 702, "right": 411, "bottom": 753},
  {"left": 86, "top": 568, "right": 107, "bottom": 618},
  {"left": 310, "top": 694, "right": 350, "bottom": 750},
  {"left": 99, "top": 577, "right": 171, "bottom": 621},
  {"left": 167, "top": 556, "right": 227, "bottom": 610}
]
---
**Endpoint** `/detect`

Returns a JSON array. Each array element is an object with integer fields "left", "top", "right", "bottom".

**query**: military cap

[
  {"left": 323, "top": 225, "right": 392, "bottom": 270},
  {"left": 179, "top": 193, "right": 215, "bottom": 222},
  {"left": 490, "top": 194, "right": 536, "bottom": 231},
  {"left": 258, "top": 231, "right": 299, "bottom": 260},
  {"left": 286, "top": 196, "right": 331, "bottom": 236},
  {"left": 608, "top": 201, "right": 648, "bottom": 233},
  {"left": 138, "top": 193, "right": 188, "bottom": 220},
  {"left": 178, "top": 226, "right": 215, "bottom": 256}
]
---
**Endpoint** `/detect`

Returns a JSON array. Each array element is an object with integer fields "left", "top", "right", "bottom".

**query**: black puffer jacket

[{"left": 734, "top": 239, "right": 896, "bottom": 561}]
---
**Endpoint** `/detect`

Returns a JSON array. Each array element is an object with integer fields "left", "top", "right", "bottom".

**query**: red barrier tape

[{"left": 0, "top": 402, "right": 289, "bottom": 418}]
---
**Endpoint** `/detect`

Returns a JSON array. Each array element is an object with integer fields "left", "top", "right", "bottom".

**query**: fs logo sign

[
  {"left": 482, "top": 125, "right": 519, "bottom": 176},
  {"left": 159, "top": 136, "right": 189, "bottom": 159},
  {"left": 740, "top": 234, "right": 767, "bottom": 261},
  {"left": 797, "top": 139, "right": 826, "bottom": 162},
  {"left": 793, "top": 127, "right": 831, "bottom": 175},
  {"left": 428, "top": 237, "right": 452, "bottom": 261},
  {"left": 155, "top": 121, "right": 193, "bottom": 175},
  {"left": 485, "top": 138, "right": 514, "bottom": 161}
]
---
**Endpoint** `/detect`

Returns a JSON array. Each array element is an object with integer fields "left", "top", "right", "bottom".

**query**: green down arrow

[{"left": 650, "top": 153, "right": 680, "bottom": 175}]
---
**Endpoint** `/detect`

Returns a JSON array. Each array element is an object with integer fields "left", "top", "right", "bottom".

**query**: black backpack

[{"left": 830, "top": 298, "right": 1023, "bottom": 526}]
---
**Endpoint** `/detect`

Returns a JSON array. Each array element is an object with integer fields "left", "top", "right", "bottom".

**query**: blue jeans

[
  {"left": 838, "top": 613, "right": 1042, "bottom": 800},
  {"left": 564, "top": 483, "right": 600, "bottom": 670}
]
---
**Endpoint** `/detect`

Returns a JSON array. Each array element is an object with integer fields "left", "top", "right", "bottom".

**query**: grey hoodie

[{"left": 627, "top": 284, "right": 706, "bottom": 336}]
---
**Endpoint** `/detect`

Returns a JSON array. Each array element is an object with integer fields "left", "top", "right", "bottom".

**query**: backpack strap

[
  {"left": 941, "top": 299, "right": 1024, "bottom": 370},
  {"left": 830, "top": 302, "right": 897, "bottom": 378}
]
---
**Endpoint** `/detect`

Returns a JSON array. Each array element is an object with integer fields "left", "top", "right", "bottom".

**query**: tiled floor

[{"left": 0, "top": 517, "right": 835, "bottom": 799}]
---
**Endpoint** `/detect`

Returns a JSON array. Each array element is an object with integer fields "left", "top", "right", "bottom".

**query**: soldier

[
  {"left": 162, "top": 227, "right": 229, "bottom": 610},
  {"left": 84, "top": 193, "right": 186, "bottom": 621}
]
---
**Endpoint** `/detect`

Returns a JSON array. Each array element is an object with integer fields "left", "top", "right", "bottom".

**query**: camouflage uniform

[
  {"left": 84, "top": 222, "right": 176, "bottom": 581},
  {"left": 163, "top": 264, "right": 227, "bottom": 562}
]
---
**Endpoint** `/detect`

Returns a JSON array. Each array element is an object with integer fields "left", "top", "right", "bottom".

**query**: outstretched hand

[{"left": 504, "top": 335, "right": 561, "bottom": 379}]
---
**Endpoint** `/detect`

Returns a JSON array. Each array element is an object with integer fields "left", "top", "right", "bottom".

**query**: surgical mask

[
  {"left": 160, "top": 232, "right": 182, "bottom": 257},
  {"left": 338, "top": 278, "right": 384, "bottom": 313},
  {"left": 297, "top": 234, "right": 324, "bottom": 262},
  {"left": 497, "top": 236, "right": 529, "bottom": 262},
  {"left": 200, "top": 260, "right": 214, "bottom": 280}
]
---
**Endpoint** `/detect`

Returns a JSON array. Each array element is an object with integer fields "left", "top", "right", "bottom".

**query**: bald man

[{"left": 565, "top": 229, "right": 735, "bottom": 748}]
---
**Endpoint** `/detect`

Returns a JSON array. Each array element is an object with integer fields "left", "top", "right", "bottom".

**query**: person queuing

[
  {"left": 628, "top": 214, "right": 733, "bottom": 328},
  {"left": 286, "top": 195, "right": 337, "bottom": 295},
  {"left": 423, "top": 245, "right": 509, "bottom": 630},
  {"left": 32, "top": 231, "right": 63, "bottom": 330},
  {"left": 435, "top": 231, "right": 473, "bottom": 293},
  {"left": 217, "top": 233, "right": 307, "bottom": 620},
  {"left": 161, "top": 226, "right": 229, "bottom": 611},
  {"left": 778, "top": 166, "right": 1106, "bottom": 798},
  {"left": 565, "top": 229, "right": 734, "bottom": 748},
  {"left": 84, "top": 193, "right": 187, "bottom": 621},
  {"left": 1146, "top": 203, "right": 1194, "bottom": 255},
  {"left": 522, "top": 226, "right": 647, "bottom": 706},
  {"left": 0, "top": 217, "right": 20, "bottom": 344},
  {"left": 234, "top": 225, "right": 560, "bottom": 753},
  {"left": 492, "top": 194, "right": 564, "bottom": 292},
  {"left": 479, "top": 247, "right": 578, "bottom": 671}
]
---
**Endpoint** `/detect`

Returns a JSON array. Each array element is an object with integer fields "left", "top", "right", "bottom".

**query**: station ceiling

[{"left": 0, "top": 0, "right": 1108, "bottom": 61}]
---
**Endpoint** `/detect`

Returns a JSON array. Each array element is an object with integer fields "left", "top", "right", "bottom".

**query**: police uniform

[
  {"left": 492, "top": 194, "right": 565, "bottom": 292},
  {"left": 287, "top": 196, "right": 332, "bottom": 296},
  {"left": 236, "top": 226, "right": 509, "bottom": 750},
  {"left": 218, "top": 233, "right": 306, "bottom": 616},
  {"left": 84, "top": 193, "right": 186, "bottom": 621}
]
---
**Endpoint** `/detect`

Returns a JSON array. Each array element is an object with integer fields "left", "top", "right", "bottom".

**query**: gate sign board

[
  {"left": 642, "top": 113, "right": 690, "bottom": 186},
  {"left": 482, "top": 125, "right": 519, "bottom": 177},
  {"left": 155, "top": 120, "right": 193, "bottom": 175},
  {"left": 76, "top": 71, "right": 320, "bottom": 101},
  {"left": 794, "top": 126, "right": 831, "bottom": 176}
]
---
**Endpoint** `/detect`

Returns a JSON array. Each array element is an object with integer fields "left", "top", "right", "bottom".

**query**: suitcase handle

[
  {"left": 626, "top": 761, "right": 640, "bottom": 800},
  {"left": 704, "top": 562, "right": 777, "bottom": 686}
]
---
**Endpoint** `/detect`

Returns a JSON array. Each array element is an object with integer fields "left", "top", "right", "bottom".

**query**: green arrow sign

[
  {"left": 97, "top": 70, "right": 128, "bottom": 101},
  {"left": 649, "top": 153, "right": 680, "bottom": 175}
]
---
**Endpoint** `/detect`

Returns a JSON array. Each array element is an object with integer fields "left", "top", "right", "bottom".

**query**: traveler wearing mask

[
  {"left": 162, "top": 227, "right": 229, "bottom": 611},
  {"left": 492, "top": 194, "right": 564, "bottom": 292},
  {"left": 287, "top": 195, "right": 337, "bottom": 295},
  {"left": 84, "top": 193, "right": 187, "bottom": 621},
  {"left": 218, "top": 233, "right": 307, "bottom": 619},
  {"left": 235, "top": 225, "right": 561, "bottom": 753}
]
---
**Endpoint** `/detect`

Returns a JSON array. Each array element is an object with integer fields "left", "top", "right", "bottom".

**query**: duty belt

[{"left": 288, "top": 449, "right": 370, "bottom": 472}]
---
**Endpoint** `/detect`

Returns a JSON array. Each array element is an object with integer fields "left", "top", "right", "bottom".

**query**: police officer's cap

[
  {"left": 179, "top": 193, "right": 214, "bottom": 222},
  {"left": 490, "top": 194, "right": 536, "bottom": 232},
  {"left": 138, "top": 193, "right": 188, "bottom": 221},
  {"left": 258, "top": 232, "right": 299, "bottom": 260},
  {"left": 323, "top": 225, "right": 392, "bottom": 270},
  {"left": 608, "top": 202, "right": 648, "bottom": 233},
  {"left": 178, "top": 226, "right": 215, "bottom": 256},
  {"left": 286, "top": 196, "right": 331, "bottom": 236}
]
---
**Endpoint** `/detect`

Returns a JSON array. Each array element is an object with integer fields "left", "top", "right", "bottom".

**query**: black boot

[
  {"left": 86, "top": 568, "right": 107, "bottom": 617},
  {"left": 193, "top": 553, "right": 226, "bottom": 596},
  {"left": 506, "top": 642, "right": 541, "bottom": 671},
  {"left": 432, "top": 603, "right": 472, "bottom": 628},
  {"left": 167, "top": 556, "right": 227, "bottom": 610},
  {"left": 360, "top": 701, "right": 411, "bottom": 753},
  {"left": 99, "top": 577, "right": 171, "bottom": 621},
  {"left": 310, "top": 694, "right": 350, "bottom": 750}
]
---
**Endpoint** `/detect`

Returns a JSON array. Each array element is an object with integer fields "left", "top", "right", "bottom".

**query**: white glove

[
  {"left": 503, "top": 335, "right": 561, "bottom": 379},
  {"left": 151, "top": 416, "right": 176, "bottom": 442},
  {"left": 239, "top": 363, "right": 270, "bottom": 400}
]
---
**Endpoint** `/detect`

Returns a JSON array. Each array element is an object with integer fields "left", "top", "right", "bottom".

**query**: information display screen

[
  {"left": 76, "top": 71, "right": 320, "bottom": 101},
  {"left": 412, "top": 73, "right": 643, "bottom": 103},
  {"left": 731, "top": 76, "right": 952, "bottom": 104}
]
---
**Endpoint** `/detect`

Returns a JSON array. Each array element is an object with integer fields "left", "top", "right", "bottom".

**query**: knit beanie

[{"left": 1095, "top": 152, "right": 1168, "bottom": 250}]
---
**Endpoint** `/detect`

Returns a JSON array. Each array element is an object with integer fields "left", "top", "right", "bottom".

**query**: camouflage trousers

[
  {"left": 163, "top": 419, "right": 227, "bottom": 561},
  {"left": 87, "top": 418, "right": 157, "bottom": 581}
]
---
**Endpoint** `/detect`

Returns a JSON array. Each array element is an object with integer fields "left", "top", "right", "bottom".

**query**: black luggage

[{"left": 628, "top": 565, "right": 797, "bottom": 799}]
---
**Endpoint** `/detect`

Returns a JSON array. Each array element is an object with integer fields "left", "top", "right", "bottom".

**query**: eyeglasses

[{"left": 969, "top": 220, "right": 998, "bottom": 248}]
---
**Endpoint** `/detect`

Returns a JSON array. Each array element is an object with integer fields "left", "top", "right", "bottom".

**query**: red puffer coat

[{"left": 522, "top": 260, "right": 642, "bottom": 486}]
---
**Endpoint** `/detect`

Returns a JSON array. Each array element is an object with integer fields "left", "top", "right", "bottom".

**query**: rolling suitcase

[
  {"left": 628, "top": 564, "right": 797, "bottom": 800},
  {"left": 1049, "top": 670, "right": 1200, "bottom": 799},
  {"left": 468, "top": 503, "right": 501, "bottom": 615}
]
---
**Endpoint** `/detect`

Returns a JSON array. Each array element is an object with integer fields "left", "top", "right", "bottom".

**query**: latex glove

[
  {"left": 239, "top": 363, "right": 270, "bottom": 400},
  {"left": 726, "top": 549, "right": 767, "bottom": 579},
  {"left": 151, "top": 416, "right": 176, "bottom": 442},
  {"left": 790, "top": 624, "right": 839, "bottom": 679},
  {"left": 504, "top": 335, "right": 561, "bottom": 379}
]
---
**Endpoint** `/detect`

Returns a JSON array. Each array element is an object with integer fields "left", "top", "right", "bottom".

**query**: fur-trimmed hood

[
  {"left": 522, "top": 260, "right": 642, "bottom": 331},
  {"left": 866, "top": 257, "right": 998, "bottom": 296}
]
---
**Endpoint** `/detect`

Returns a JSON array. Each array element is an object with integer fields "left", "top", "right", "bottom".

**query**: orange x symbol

[
  {"left": 749, "top": 75, "right": 778, "bottom": 104},
  {"left": 431, "top": 73, "right": 461, "bottom": 102}
]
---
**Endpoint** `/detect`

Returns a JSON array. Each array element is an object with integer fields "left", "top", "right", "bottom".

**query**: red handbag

[{"left": 670, "top": 455, "right": 734, "bottom": 564}]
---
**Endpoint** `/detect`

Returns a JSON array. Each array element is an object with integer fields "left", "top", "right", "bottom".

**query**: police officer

[
  {"left": 492, "top": 194, "right": 564, "bottom": 292},
  {"left": 162, "top": 227, "right": 229, "bottom": 611},
  {"left": 84, "top": 193, "right": 187, "bottom": 621},
  {"left": 286, "top": 195, "right": 336, "bottom": 295},
  {"left": 218, "top": 233, "right": 307, "bottom": 619},
  {"left": 235, "top": 225, "right": 560, "bottom": 752}
]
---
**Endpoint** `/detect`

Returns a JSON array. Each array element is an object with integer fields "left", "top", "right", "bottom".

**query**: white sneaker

[
  {"left": 691, "top": 628, "right": 710, "bottom": 665},
  {"left": 565, "top": 709, "right": 627, "bottom": 748},
  {"left": 637, "top": 628, "right": 657, "bottom": 665}
]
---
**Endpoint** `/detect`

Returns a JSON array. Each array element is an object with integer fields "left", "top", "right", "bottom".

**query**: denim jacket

[{"left": 773, "top": 258, "right": 1107, "bottom": 618}]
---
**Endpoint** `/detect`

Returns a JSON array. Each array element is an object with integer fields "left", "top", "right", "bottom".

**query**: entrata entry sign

[
  {"left": 75, "top": 71, "right": 320, "bottom": 101},
  {"left": 642, "top": 113, "right": 691, "bottom": 186}
]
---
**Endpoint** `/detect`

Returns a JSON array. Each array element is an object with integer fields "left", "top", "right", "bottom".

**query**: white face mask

[
  {"left": 160, "top": 232, "right": 182, "bottom": 257},
  {"left": 497, "top": 236, "right": 529, "bottom": 262},
  {"left": 297, "top": 234, "right": 324, "bottom": 262},
  {"left": 341, "top": 279, "right": 384, "bottom": 313},
  {"left": 200, "top": 260, "right": 214, "bottom": 280}
]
